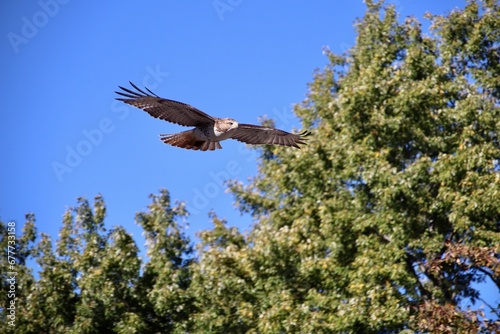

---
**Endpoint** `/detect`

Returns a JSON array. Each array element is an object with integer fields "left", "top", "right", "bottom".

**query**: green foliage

[
  {"left": 134, "top": 190, "right": 193, "bottom": 333},
  {"left": 0, "top": 191, "right": 192, "bottom": 334},
  {"left": 226, "top": 0, "right": 500, "bottom": 332},
  {"left": 2, "top": 1, "right": 499, "bottom": 333}
]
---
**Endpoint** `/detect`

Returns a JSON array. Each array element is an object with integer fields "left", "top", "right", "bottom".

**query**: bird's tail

[{"left": 160, "top": 130, "right": 222, "bottom": 151}]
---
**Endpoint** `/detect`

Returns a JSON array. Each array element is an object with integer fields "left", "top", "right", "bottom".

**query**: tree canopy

[{"left": 2, "top": 1, "right": 499, "bottom": 333}]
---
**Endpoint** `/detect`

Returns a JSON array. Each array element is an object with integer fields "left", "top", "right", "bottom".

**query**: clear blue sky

[{"left": 3, "top": 0, "right": 497, "bottom": 316}]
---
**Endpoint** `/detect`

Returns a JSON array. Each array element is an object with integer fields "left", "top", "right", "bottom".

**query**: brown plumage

[{"left": 115, "top": 82, "right": 310, "bottom": 151}]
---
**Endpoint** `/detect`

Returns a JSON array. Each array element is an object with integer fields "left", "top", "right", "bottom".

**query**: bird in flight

[{"left": 115, "top": 82, "right": 309, "bottom": 151}]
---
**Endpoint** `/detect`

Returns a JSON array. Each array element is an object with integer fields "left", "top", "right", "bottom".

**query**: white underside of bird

[{"left": 160, "top": 119, "right": 239, "bottom": 151}]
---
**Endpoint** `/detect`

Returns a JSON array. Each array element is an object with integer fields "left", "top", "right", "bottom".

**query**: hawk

[{"left": 115, "top": 82, "right": 309, "bottom": 151}]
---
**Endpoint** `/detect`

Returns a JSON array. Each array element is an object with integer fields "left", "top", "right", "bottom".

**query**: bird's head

[{"left": 218, "top": 118, "right": 239, "bottom": 132}]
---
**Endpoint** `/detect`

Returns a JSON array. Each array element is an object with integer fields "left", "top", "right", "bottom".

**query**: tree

[
  {"left": 1, "top": 191, "right": 192, "bottom": 334},
  {"left": 134, "top": 190, "right": 194, "bottom": 333},
  {"left": 215, "top": 0, "right": 499, "bottom": 332},
  {"left": 188, "top": 213, "right": 255, "bottom": 332}
]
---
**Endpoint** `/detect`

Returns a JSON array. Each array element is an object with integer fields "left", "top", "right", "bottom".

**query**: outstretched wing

[
  {"left": 230, "top": 124, "right": 310, "bottom": 148},
  {"left": 115, "top": 82, "right": 214, "bottom": 127}
]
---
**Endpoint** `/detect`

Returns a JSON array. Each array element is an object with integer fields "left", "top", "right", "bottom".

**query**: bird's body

[
  {"left": 115, "top": 82, "right": 309, "bottom": 151},
  {"left": 160, "top": 119, "right": 238, "bottom": 151}
]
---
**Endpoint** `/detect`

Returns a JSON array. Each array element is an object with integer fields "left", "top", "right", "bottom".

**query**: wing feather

[
  {"left": 231, "top": 123, "right": 309, "bottom": 148},
  {"left": 115, "top": 82, "right": 214, "bottom": 127}
]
